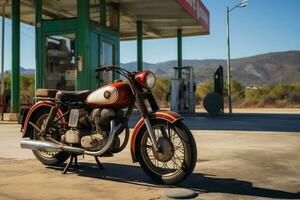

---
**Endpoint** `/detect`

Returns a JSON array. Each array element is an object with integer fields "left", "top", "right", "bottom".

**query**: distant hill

[
  {"left": 121, "top": 51, "right": 300, "bottom": 86},
  {"left": 2, "top": 67, "right": 35, "bottom": 76},
  {"left": 20, "top": 67, "right": 35, "bottom": 75},
  {"left": 3, "top": 51, "right": 299, "bottom": 86}
]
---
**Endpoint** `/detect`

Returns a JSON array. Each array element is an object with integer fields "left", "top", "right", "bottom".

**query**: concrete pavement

[{"left": 0, "top": 111, "right": 300, "bottom": 200}]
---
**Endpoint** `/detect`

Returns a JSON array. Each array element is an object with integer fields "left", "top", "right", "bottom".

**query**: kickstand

[
  {"left": 95, "top": 156, "right": 104, "bottom": 170},
  {"left": 74, "top": 155, "right": 78, "bottom": 167},
  {"left": 62, "top": 155, "right": 77, "bottom": 174}
]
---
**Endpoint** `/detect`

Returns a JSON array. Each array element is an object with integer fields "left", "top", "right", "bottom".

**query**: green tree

[
  {"left": 20, "top": 75, "right": 35, "bottom": 104},
  {"left": 195, "top": 81, "right": 214, "bottom": 103},
  {"left": 1, "top": 73, "right": 35, "bottom": 107},
  {"left": 231, "top": 80, "right": 245, "bottom": 101},
  {"left": 289, "top": 83, "right": 300, "bottom": 105},
  {"left": 152, "top": 78, "right": 170, "bottom": 107}
]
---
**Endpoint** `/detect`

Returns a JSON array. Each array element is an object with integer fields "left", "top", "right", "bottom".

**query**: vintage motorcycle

[{"left": 20, "top": 66, "right": 197, "bottom": 184}]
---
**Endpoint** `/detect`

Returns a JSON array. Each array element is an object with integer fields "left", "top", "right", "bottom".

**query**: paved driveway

[{"left": 0, "top": 111, "right": 300, "bottom": 200}]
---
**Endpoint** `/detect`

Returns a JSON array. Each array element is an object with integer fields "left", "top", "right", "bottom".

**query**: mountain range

[
  {"left": 3, "top": 67, "right": 35, "bottom": 76},
  {"left": 122, "top": 51, "right": 300, "bottom": 86},
  {"left": 5, "top": 50, "right": 300, "bottom": 86}
]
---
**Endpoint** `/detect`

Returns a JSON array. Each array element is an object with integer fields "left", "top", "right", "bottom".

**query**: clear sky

[{"left": 0, "top": 0, "right": 300, "bottom": 70}]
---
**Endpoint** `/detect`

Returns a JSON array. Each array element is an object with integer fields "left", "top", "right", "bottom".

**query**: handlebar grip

[{"left": 95, "top": 68, "right": 105, "bottom": 72}]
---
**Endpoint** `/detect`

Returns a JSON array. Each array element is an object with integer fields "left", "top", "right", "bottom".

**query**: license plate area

[{"left": 68, "top": 109, "right": 79, "bottom": 127}]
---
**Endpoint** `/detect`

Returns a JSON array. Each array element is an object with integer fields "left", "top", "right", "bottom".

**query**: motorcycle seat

[
  {"left": 36, "top": 89, "right": 58, "bottom": 98},
  {"left": 56, "top": 90, "right": 91, "bottom": 102}
]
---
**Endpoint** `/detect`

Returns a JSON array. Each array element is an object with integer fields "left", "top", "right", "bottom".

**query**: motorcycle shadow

[{"left": 46, "top": 162, "right": 300, "bottom": 199}]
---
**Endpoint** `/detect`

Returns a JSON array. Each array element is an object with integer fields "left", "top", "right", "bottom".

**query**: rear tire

[
  {"left": 30, "top": 109, "right": 70, "bottom": 166},
  {"left": 136, "top": 119, "right": 197, "bottom": 184}
]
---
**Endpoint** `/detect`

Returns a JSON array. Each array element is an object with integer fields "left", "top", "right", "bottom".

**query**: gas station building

[{"left": 2, "top": 0, "right": 209, "bottom": 113}]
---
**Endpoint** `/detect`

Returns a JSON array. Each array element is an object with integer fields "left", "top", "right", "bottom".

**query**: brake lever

[{"left": 104, "top": 68, "right": 112, "bottom": 72}]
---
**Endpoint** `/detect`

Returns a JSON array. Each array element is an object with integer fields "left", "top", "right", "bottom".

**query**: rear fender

[
  {"left": 130, "top": 111, "right": 183, "bottom": 162},
  {"left": 21, "top": 101, "right": 65, "bottom": 138}
]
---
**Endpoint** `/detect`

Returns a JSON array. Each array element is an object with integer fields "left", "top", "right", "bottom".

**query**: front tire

[
  {"left": 136, "top": 119, "right": 197, "bottom": 184},
  {"left": 30, "top": 109, "right": 69, "bottom": 166}
]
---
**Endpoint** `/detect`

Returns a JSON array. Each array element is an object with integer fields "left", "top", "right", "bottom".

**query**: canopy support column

[
  {"left": 11, "top": 0, "right": 20, "bottom": 113},
  {"left": 35, "top": 0, "right": 43, "bottom": 90},
  {"left": 77, "top": 0, "right": 90, "bottom": 90},
  {"left": 177, "top": 29, "right": 182, "bottom": 79},
  {"left": 137, "top": 21, "right": 143, "bottom": 71}
]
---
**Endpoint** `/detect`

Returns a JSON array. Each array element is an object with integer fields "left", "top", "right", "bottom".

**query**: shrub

[{"left": 152, "top": 78, "right": 170, "bottom": 107}]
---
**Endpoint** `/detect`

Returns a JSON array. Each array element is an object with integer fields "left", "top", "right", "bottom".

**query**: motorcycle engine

[{"left": 62, "top": 108, "right": 124, "bottom": 152}]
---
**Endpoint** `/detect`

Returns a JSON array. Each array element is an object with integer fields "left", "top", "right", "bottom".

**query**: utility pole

[
  {"left": 226, "top": 6, "right": 232, "bottom": 115},
  {"left": 226, "top": 0, "right": 248, "bottom": 115},
  {"left": 1, "top": 2, "right": 7, "bottom": 120}
]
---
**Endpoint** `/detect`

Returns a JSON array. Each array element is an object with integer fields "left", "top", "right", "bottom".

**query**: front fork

[
  {"left": 135, "top": 91, "right": 160, "bottom": 152},
  {"left": 143, "top": 116, "right": 160, "bottom": 151}
]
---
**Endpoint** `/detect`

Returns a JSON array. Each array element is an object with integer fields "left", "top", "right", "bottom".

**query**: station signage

[{"left": 176, "top": 0, "right": 210, "bottom": 32}]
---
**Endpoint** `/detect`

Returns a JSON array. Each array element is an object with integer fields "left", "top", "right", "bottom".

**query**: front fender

[
  {"left": 21, "top": 101, "right": 65, "bottom": 138},
  {"left": 130, "top": 111, "right": 183, "bottom": 162}
]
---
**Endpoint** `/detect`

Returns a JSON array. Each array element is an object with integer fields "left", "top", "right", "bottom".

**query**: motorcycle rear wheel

[
  {"left": 136, "top": 119, "right": 197, "bottom": 184},
  {"left": 30, "top": 110, "right": 70, "bottom": 166}
]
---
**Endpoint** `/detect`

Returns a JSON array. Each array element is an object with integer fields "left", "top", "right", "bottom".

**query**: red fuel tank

[{"left": 86, "top": 82, "right": 133, "bottom": 108}]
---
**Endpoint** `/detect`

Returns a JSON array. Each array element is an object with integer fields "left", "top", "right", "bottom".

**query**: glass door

[
  {"left": 101, "top": 40, "right": 115, "bottom": 83},
  {"left": 44, "top": 33, "right": 77, "bottom": 90}
]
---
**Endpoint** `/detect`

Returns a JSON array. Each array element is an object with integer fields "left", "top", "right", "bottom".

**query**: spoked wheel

[
  {"left": 31, "top": 110, "right": 69, "bottom": 166},
  {"left": 136, "top": 119, "right": 197, "bottom": 184}
]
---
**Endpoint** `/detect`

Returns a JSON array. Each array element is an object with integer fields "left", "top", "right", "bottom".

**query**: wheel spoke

[
  {"left": 174, "top": 152, "right": 184, "bottom": 160},
  {"left": 141, "top": 123, "right": 189, "bottom": 176},
  {"left": 175, "top": 145, "right": 185, "bottom": 154},
  {"left": 29, "top": 121, "right": 41, "bottom": 133},
  {"left": 146, "top": 147, "right": 152, "bottom": 154},
  {"left": 33, "top": 114, "right": 60, "bottom": 158},
  {"left": 173, "top": 153, "right": 183, "bottom": 168},
  {"left": 175, "top": 142, "right": 183, "bottom": 149},
  {"left": 162, "top": 162, "right": 168, "bottom": 170},
  {"left": 174, "top": 151, "right": 184, "bottom": 162}
]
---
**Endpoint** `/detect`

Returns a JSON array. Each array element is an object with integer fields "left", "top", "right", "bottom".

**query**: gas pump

[{"left": 171, "top": 66, "right": 196, "bottom": 114}]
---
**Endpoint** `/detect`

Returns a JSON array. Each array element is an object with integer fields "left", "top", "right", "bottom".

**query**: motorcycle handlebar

[
  {"left": 95, "top": 66, "right": 134, "bottom": 77},
  {"left": 95, "top": 66, "right": 113, "bottom": 72}
]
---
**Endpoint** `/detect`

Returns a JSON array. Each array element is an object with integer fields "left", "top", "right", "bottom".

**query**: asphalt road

[{"left": 0, "top": 110, "right": 299, "bottom": 200}]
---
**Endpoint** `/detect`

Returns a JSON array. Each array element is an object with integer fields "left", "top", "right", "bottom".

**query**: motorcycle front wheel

[{"left": 136, "top": 119, "right": 197, "bottom": 184}]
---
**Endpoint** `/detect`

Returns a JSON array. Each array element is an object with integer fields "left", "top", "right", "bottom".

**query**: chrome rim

[{"left": 141, "top": 123, "right": 186, "bottom": 177}]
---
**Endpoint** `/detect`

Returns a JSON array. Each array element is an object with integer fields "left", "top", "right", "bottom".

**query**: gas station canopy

[
  {"left": 2, "top": 0, "right": 210, "bottom": 113},
  {"left": 2, "top": 0, "right": 209, "bottom": 40}
]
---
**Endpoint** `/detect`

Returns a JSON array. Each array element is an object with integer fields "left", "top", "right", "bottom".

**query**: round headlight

[{"left": 146, "top": 72, "right": 156, "bottom": 89}]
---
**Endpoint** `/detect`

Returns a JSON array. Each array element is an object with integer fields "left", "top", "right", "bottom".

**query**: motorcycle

[{"left": 20, "top": 66, "right": 197, "bottom": 184}]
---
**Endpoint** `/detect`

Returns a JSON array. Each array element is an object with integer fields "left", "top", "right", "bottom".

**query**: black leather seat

[{"left": 56, "top": 90, "right": 91, "bottom": 102}]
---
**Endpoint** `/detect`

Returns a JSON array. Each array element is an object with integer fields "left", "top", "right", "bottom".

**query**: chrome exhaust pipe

[
  {"left": 83, "top": 120, "right": 120, "bottom": 156},
  {"left": 20, "top": 120, "right": 121, "bottom": 156},
  {"left": 20, "top": 139, "right": 63, "bottom": 152}
]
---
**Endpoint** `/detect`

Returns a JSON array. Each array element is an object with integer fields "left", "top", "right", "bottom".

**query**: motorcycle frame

[{"left": 21, "top": 67, "right": 180, "bottom": 156}]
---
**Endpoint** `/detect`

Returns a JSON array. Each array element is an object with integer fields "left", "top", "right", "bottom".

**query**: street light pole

[
  {"left": 226, "top": 0, "right": 248, "bottom": 115},
  {"left": 226, "top": 6, "right": 232, "bottom": 115}
]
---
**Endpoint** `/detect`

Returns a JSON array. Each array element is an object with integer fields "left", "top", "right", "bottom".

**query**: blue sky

[{"left": 1, "top": 0, "right": 300, "bottom": 69}]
